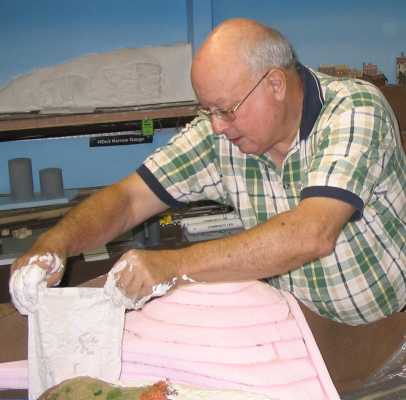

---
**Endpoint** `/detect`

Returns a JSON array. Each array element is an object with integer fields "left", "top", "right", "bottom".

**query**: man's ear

[{"left": 268, "top": 69, "right": 287, "bottom": 101}]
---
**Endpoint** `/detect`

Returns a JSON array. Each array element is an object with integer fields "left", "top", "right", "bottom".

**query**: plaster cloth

[{"left": 27, "top": 287, "right": 125, "bottom": 400}]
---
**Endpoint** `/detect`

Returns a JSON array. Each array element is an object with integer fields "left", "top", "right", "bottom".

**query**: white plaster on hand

[
  {"left": 104, "top": 259, "right": 197, "bottom": 310},
  {"left": 27, "top": 253, "right": 64, "bottom": 276},
  {"left": 9, "top": 252, "right": 64, "bottom": 315}
]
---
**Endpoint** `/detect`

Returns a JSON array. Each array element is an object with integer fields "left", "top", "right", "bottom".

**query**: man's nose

[{"left": 211, "top": 115, "right": 230, "bottom": 136}]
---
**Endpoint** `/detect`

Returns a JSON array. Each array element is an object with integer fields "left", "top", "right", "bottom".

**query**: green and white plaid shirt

[{"left": 138, "top": 65, "right": 406, "bottom": 325}]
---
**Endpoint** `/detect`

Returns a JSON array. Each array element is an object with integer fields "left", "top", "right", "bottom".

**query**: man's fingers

[
  {"left": 107, "top": 251, "right": 152, "bottom": 307},
  {"left": 9, "top": 264, "right": 47, "bottom": 314},
  {"left": 105, "top": 249, "right": 177, "bottom": 309},
  {"left": 11, "top": 252, "right": 65, "bottom": 281},
  {"left": 46, "top": 271, "right": 63, "bottom": 287},
  {"left": 116, "top": 262, "right": 142, "bottom": 299}
]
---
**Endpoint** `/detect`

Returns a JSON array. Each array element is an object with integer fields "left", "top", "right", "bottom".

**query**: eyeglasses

[{"left": 197, "top": 69, "right": 271, "bottom": 122}]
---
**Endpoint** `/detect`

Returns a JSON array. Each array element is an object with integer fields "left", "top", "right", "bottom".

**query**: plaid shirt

[{"left": 138, "top": 65, "right": 406, "bottom": 325}]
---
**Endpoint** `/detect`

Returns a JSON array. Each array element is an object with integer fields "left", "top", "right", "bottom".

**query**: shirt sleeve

[
  {"left": 301, "top": 98, "right": 395, "bottom": 220},
  {"left": 137, "top": 116, "right": 226, "bottom": 208}
]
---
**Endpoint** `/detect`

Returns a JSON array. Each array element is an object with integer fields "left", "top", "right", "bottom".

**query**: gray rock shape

[{"left": 0, "top": 43, "right": 195, "bottom": 113}]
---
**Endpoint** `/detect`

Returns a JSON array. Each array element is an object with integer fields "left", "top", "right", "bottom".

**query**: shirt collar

[{"left": 297, "top": 63, "right": 324, "bottom": 141}]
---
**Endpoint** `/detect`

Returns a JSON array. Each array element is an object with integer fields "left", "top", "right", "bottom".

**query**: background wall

[
  {"left": 213, "top": 0, "right": 405, "bottom": 85},
  {"left": 0, "top": 0, "right": 208, "bottom": 194},
  {"left": 0, "top": 0, "right": 190, "bottom": 88},
  {"left": 1, "top": 0, "right": 405, "bottom": 194}
]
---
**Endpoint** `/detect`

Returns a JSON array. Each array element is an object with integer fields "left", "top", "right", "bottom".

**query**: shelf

[{"left": 0, "top": 101, "right": 198, "bottom": 141}]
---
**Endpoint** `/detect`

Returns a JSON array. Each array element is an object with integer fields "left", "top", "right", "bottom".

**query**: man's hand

[
  {"left": 110, "top": 248, "right": 177, "bottom": 301},
  {"left": 11, "top": 247, "right": 66, "bottom": 288},
  {"left": 104, "top": 248, "right": 201, "bottom": 309},
  {"left": 9, "top": 244, "right": 66, "bottom": 314}
]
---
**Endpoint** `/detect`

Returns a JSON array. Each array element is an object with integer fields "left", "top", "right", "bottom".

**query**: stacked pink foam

[
  {"left": 0, "top": 281, "right": 339, "bottom": 399},
  {"left": 120, "top": 281, "right": 340, "bottom": 399},
  {"left": 0, "top": 360, "right": 27, "bottom": 389}
]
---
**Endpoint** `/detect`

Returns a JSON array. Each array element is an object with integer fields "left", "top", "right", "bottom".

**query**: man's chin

[
  {"left": 229, "top": 137, "right": 263, "bottom": 155},
  {"left": 236, "top": 143, "right": 261, "bottom": 155}
]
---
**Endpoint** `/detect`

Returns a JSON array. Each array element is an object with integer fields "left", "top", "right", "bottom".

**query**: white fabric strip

[{"left": 28, "top": 287, "right": 125, "bottom": 400}]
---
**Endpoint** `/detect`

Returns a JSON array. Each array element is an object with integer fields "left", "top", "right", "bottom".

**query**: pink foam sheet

[
  {"left": 0, "top": 281, "right": 340, "bottom": 399},
  {"left": 120, "top": 281, "right": 339, "bottom": 399}
]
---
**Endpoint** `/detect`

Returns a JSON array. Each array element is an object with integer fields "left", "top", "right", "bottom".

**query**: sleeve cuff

[
  {"left": 300, "top": 186, "right": 364, "bottom": 221},
  {"left": 137, "top": 164, "right": 186, "bottom": 209}
]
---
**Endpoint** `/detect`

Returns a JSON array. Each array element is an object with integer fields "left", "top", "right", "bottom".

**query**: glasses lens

[
  {"left": 215, "top": 110, "right": 235, "bottom": 122},
  {"left": 197, "top": 107, "right": 236, "bottom": 122}
]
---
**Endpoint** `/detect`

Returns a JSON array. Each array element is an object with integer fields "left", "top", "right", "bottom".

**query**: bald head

[{"left": 192, "top": 19, "right": 296, "bottom": 81}]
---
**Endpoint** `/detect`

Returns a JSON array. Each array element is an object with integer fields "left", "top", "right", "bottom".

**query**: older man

[{"left": 11, "top": 18, "right": 405, "bottom": 325}]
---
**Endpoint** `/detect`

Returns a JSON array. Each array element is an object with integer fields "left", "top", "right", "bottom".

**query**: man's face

[{"left": 192, "top": 62, "right": 286, "bottom": 156}]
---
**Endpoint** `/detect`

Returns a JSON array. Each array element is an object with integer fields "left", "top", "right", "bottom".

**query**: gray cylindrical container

[
  {"left": 39, "top": 168, "right": 64, "bottom": 198},
  {"left": 8, "top": 158, "right": 34, "bottom": 201}
]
